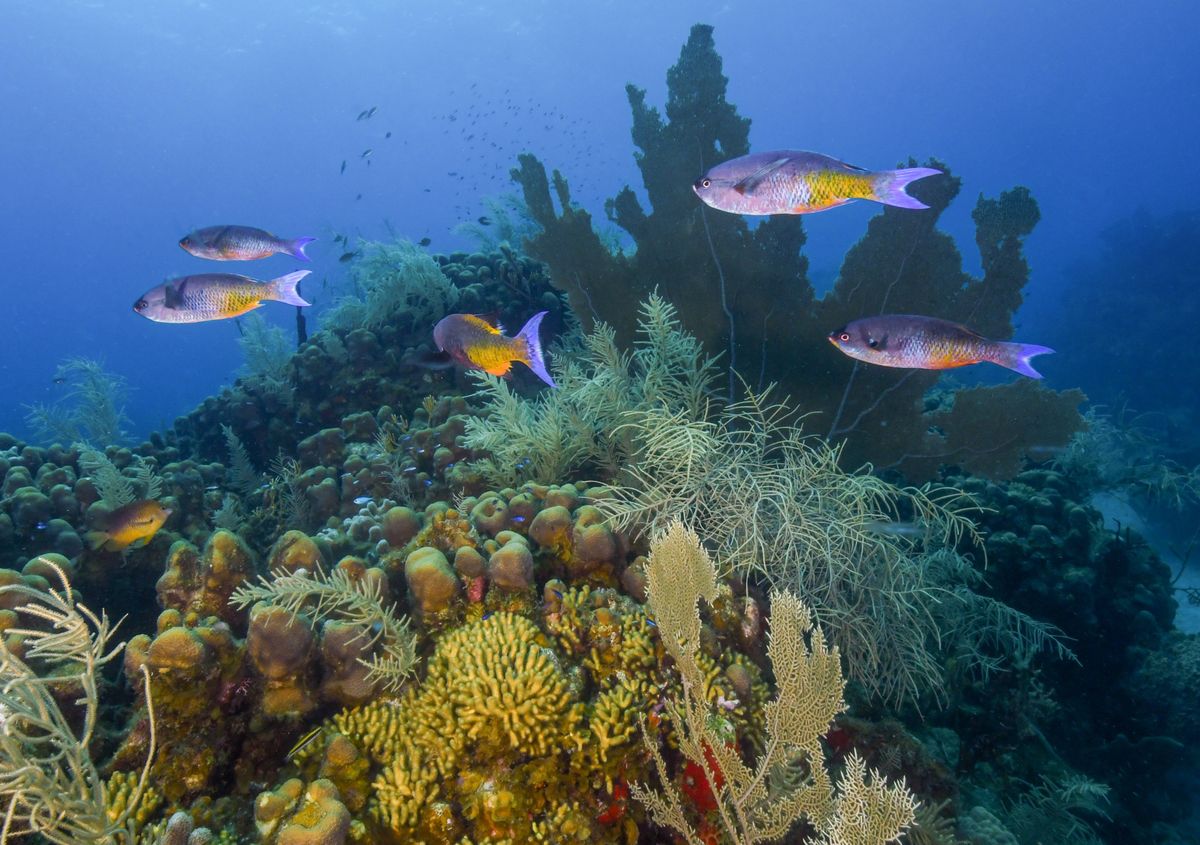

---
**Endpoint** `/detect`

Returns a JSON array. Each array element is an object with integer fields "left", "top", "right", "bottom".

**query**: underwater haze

[
  {"left": 2, "top": 3, "right": 1200, "bottom": 845},
  {"left": 2, "top": 0, "right": 1199, "bottom": 435}
]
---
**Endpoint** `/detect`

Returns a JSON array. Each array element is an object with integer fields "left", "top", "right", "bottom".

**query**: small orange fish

[
  {"left": 85, "top": 499, "right": 171, "bottom": 552},
  {"left": 433, "top": 311, "right": 555, "bottom": 387}
]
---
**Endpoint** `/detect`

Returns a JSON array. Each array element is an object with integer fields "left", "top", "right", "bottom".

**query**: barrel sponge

[{"left": 431, "top": 612, "right": 577, "bottom": 758}]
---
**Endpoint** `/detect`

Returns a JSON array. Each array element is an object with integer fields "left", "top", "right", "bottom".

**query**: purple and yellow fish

[
  {"left": 828, "top": 315, "right": 1054, "bottom": 378},
  {"left": 180, "top": 225, "right": 315, "bottom": 262},
  {"left": 85, "top": 499, "right": 171, "bottom": 552},
  {"left": 433, "top": 311, "right": 555, "bottom": 387},
  {"left": 693, "top": 150, "right": 941, "bottom": 215},
  {"left": 133, "top": 270, "right": 310, "bottom": 323}
]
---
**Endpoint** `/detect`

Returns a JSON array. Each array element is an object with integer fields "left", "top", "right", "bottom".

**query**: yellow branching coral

[
  {"left": 372, "top": 740, "right": 442, "bottom": 831},
  {"left": 590, "top": 675, "right": 652, "bottom": 764},
  {"left": 631, "top": 522, "right": 917, "bottom": 845},
  {"left": 433, "top": 612, "right": 576, "bottom": 758}
]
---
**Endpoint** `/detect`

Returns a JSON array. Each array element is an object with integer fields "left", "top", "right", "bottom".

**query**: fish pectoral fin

[
  {"left": 482, "top": 361, "right": 513, "bottom": 377},
  {"left": 128, "top": 536, "right": 152, "bottom": 549},
  {"left": 795, "top": 198, "right": 854, "bottom": 213},
  {"left": 84, "top": 530, "right": 109, "bottom": 551},
  {"left": 733, "top": 156, "right": 792, "bottom": 195},
  {"left": 164, "top": 281, "right": 185, "bottom": 309}
]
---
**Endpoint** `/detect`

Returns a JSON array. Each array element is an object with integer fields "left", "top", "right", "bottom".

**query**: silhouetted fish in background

[
  {"left": 433, "top": 311, "right": 556, "bottom": 387},
  {"left": 693, "top": 150, "right": 941, "bottom": 215},
  {"left": 180, "top": 225, "right": 315, "bottom": 261},
  {"left": 828, "top": 314, "right": 1054, "bottom": 378},
  {"left": 134, "top": 270, "right": 311, "bottom": 323}
]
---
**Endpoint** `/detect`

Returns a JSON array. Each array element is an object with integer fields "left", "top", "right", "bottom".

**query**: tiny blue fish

[{"left": 353, "top": 496, "right": 372, "bottom": 505}]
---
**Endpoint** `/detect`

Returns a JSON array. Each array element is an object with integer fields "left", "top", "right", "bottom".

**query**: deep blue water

[{"left": 2, "top": 0, "right": 1197, "bottom": 438}]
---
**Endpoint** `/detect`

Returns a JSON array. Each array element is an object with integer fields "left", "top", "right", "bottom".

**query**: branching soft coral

[
  {"left": 467, "top": 296, "right": 1070, "bottom": 707},
  {"left": 632, "top": 522, "right": 917, "bottom": 845},
  {"left": 0, "top": 560, "right": 156, "bottom": 845},
  {"left": 322, "top": 240, "right": 459, "bottom": 334},
  {"left": 462, "top": 292, "right": 719, "bottom": 487},
  {"left": 229, "top": 565, "right": 416, "bottom": 692}
]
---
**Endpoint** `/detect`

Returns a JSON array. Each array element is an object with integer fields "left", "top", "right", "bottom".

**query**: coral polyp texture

[{"left": 0, "top": 21, "right": 1196, "bottom": 845}]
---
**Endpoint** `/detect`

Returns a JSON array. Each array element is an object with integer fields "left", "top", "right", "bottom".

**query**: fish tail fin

[
  {"left": 270, "top": 270, "right": 312, "bottom": 307},
  {"left": 516, "top": 310, "right": 556, "bottom": 388},
  {"left": 873, "top": 167, "right": 942, "bottom": 209},
  {"left": 285, "top": 236, "right": 316, "bottom": 261},
  {"left": 84, "top": 530, "right": 109, "bottom": 551},
  {"left": 992, "top": 341, "right": 1055, "bottom": 379}
]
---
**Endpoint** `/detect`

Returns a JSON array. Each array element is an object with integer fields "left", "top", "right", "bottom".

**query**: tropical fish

[
  {"left": 418, "top": 237, "right": 432, "bottom": 247},
  {"left": 286, "top": 727, "right": 324, "bottom": 762},
  {"left": 133, "top": 270, "right": 311, "bottom": 323},
  {"left": 85, "top": 499, "right": 171, "bottom": 552},
  {"left": 433, "top": 311, "right": 556, "bottom": 387},
  {"left": 339, "top": 250, "right": 359, "bottom": 263},
  {"left": 180, "top": 225, "right": 315, "bottom": 262},
  {"left": 828, "top": 314, "right": 1054, "bottom": 378},
  {"left": 864, "top": 519, "right": 925, "bottom": 539},
  {"left": 693, "top": 150, "right": 941, "bottom": 215},
  {"left": 477, "top": 216, "right": 492, "bottom": 226},
  {"left": 340, "top": 160, "right": 346, "bottom": 175}
]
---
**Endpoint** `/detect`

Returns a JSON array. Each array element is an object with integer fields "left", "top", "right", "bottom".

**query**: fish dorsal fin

[
  {"left": 473, "top": 311, "right": 505, "bottom": 334},
  {"left": 834, "top": 158, "right": 870, "bottom": 173},
  {"left": 732, "top": 156, "right": 792, "bottom": 195},
  {"left": 165, "top": 279, "right": 186, "bottom": 309}
]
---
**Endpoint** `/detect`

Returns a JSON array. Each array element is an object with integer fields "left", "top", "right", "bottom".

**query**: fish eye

[
  {"left": 134, "top": 299, "right": 147, "bottom": 311},
  {"left": 701, "top": 178, "right": 711, "bottom": 188},
  {"left": 839, "top": 332, "right": 850, "bottom": 342}
]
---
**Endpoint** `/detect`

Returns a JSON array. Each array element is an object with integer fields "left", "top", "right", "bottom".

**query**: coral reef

[
  {"left": 468, "top": 296, "right": 1069, "bottom": 708},
  {"left": 511, "top": 23, "right": 1084, "bottom": 479},
  {"left": 0, "top": 559, "right": 156, "bottom": 845},
  {"left": 632, "top": 521, "right": 917, "bottom": 845}
]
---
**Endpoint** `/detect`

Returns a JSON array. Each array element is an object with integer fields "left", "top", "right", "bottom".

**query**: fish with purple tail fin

[
  {"left": 693, "top": 150, "right": 941, "bottom": 215},
  {"left": 828, "top": 315, "right": 1054, "bottom": 378},
  {"left": 433, "top": 311, "right": 556, "bottom": 387},
  {"left": 134, "top": 270, "right": 311, "bottom": 323},
  {"left": 180, "top": 225, "right": 316, "bottom": 261}
]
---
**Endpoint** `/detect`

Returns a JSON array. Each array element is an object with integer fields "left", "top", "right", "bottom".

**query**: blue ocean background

[{"left": 2, "top": 0, "right": 1197, "bottom": 438}]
